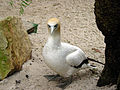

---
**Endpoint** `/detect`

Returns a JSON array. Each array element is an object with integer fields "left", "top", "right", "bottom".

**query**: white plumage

[{"left": 42, "top": 18, "right": 89, "bottom": 77}]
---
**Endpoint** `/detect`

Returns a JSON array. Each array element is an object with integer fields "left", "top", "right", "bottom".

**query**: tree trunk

[{"left": 94, "top": 0, "right": 120, "bottom": 89}]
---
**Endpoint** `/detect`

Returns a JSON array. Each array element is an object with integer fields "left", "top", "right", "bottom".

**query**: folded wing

[{"left": 66, "top": 49, "right": 87, "bottom": 67}]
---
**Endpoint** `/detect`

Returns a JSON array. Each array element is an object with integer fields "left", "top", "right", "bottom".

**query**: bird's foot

[
  {"left": 56, "top": 76, "right": 73, "bottom": 89},
  {"left": 44, "top": 74, "right": 61, "bottom": 81}
]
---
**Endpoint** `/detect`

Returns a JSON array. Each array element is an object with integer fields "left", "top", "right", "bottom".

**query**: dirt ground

[{"left": 0, "top": 0, "right": 116, "bottom": 90}]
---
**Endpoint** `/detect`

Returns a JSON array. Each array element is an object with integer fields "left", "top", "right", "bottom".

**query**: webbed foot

[
  {"left": 56, "top": 76, "right": 73, "bottom": 89},
  {"left": 44, "top": 74, "right": 60, "bottom": 81}
]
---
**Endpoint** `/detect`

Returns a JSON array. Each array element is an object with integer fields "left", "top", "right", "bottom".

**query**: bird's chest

[{"left": 43, "top": 46, "right": 64, "bottom": 65}]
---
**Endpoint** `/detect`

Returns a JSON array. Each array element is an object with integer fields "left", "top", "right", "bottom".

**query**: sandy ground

[{"left": 0, "top": 0, "right": 116, "bottom": 90}]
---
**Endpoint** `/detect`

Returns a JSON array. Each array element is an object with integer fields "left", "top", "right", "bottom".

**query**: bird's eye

[
  {"left": 54, "top": 24, "right": 58, "bottom": 28},
  {"left": 48, "top": 24, "right": 51, "bottom": 28}
]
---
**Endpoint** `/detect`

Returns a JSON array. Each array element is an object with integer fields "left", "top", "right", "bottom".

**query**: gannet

[{"left": 42, "top": 18, "right": 104, "bottom": 89}]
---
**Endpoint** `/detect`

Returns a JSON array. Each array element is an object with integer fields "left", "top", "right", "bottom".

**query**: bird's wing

[{"left": 66, "top": 49, "right": 87, "bottom": 67}]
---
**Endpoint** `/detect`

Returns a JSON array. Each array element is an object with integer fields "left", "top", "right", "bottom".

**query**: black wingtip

[{"left": 73, "top": 59, "right": 89, "bottom": 69}]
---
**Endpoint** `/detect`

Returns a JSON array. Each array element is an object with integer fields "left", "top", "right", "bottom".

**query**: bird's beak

[{"left": 51, "top": 26, "right": 54, "bottom": 34}]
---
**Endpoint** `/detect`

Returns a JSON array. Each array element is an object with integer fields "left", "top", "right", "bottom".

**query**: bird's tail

[
  {"left": 87, "top": 57, "right": 105, "bottom": 65},
  {"left": 73, "top": 57, "right": 104, "bottom": 69}
]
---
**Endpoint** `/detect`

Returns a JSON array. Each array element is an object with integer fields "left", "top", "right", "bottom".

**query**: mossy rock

[{"left": 0, "top": 16, "right": 32, "bottom": 80}]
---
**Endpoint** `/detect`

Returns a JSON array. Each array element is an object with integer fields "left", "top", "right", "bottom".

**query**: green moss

[
  {"left": 0, "top": 17, "right": 12, "bottom": 80},
  {"left": 0, "top": 49, "right": 11, "bottom": 80}
]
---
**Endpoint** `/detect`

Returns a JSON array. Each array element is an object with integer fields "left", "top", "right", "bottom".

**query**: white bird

[{"left": 42, "top": 18, "right": 104, "bottom": 89}]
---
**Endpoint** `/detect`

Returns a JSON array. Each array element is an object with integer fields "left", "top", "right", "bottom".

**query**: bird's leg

[
  {"left": 44, "top": 74, "right": 61, "bottom": 81},
  {"left": 56, "top": 76, "right": 73, "bottom": 89}
]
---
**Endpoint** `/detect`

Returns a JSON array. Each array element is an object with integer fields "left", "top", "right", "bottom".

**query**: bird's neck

[{"left": 48, "top": 33, "right": 61, "bottom": 48}]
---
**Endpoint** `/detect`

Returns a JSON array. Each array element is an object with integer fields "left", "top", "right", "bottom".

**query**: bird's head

[{"left": 47, "top": 18, "right": 60, "bottom": 35}]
